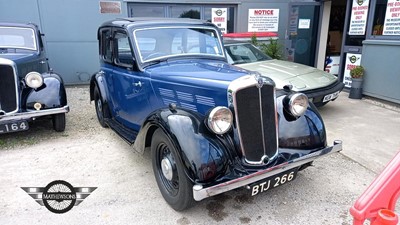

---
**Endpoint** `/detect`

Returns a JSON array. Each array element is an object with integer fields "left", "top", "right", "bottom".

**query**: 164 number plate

[
  {"left": 0, "top": 121, "right": 29, "bottom": 134},
  {"left": 250, "top": 168, "right": 298, "bottom": 196}
]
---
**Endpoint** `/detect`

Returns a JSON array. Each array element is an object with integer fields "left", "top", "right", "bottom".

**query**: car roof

[
  {"left": 100, "top": 17, "right": 215, "bottom": 29},
  {"left": 0, "top": 22, "right": 38, "bottom": 30}
]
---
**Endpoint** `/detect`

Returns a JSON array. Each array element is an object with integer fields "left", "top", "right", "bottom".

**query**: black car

[
  {"left": 90, "top": 18, "right": 342, "bottom": 211},
  {"left": 0, "top": 22, "right": 69, "bottom": 133}
]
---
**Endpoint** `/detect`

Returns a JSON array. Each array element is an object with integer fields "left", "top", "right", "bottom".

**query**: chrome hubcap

[{"left": 161, "top": 158, "right": 173, "bottom": 181}]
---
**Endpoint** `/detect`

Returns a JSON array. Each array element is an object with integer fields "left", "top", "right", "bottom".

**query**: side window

[
  {"left": 100, "top": 29, "right": 112, "bottom": 63},
  {"left": 114, "top": 31, "right": 135, "bottom": 67}
]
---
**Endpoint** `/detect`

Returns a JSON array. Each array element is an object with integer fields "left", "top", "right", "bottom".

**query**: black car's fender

[
  {"left": 277, "top": 94, "right": 327, "bottom": 150},
  {"left": 89, "top": 71, "right": 109, "bottom": 105},
  {"left": 133, "top": 108, "right": 230, "bottom": 184},
  {"left": 24, "top": 72, "right": 67, "bottom": 110}
]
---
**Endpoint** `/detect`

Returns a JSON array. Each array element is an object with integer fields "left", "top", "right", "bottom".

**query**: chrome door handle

[
  {"left": 133, "top": 81, "right": 142, "bottom": 87},
  {"left": 39, "top": 60, "right": 46, "bottom": 64}
]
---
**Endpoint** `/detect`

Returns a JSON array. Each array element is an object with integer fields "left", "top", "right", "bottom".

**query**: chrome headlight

[
  {"left": 288, "top": 93, "right": 309, "bottom": 117},
  {"left": 25, "top": 72, "right": 43, "bottom": 89},
  {"left": 207, "top": 106, "right": 233, "bottom": 135}
]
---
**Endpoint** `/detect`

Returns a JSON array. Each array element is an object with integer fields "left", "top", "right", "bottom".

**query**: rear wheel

[
  {"left": 151, "top": 128, "right": 194, "bottom": 211},
  {"left": 52, "top": 113, "right": 66, "bottom": 132},
  {"left": 94, "top": 86, "right": 109, "bottom": 128}
]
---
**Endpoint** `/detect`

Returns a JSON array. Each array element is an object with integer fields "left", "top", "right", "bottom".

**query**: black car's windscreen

[
  {"left": 0, "top": 27, "right": 37, "bottom": 51},
  {"left": 225, "top": 43, "right": 272, "bottom": 65},
  {"left": 134, "top": 27, "right": 224, "bottom": 62}
]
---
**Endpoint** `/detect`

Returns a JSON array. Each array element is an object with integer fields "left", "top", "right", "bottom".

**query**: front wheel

[
  {"left": 93, "top": 86, "right": 109, "bottom": 128},
  {"left": 52, "top": 113, "right": 66, "bottom": 132},
  {"left": 151, "top": 128, "right": 194, "bottom": 211}
]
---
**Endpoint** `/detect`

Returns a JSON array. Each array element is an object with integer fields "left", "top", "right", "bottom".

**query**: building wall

[
  {"left": 0, "top": 0, "right": 317, "bottom": 85},
  {"left": 0, "top": 0, "right": 128, "bottom": 84},
  {"left": 361, "top": 40, "right": 400, "bottom": 104}
]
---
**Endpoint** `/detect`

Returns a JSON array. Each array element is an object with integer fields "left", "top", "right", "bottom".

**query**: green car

[{"left": 224, "top": 42, "right": 344, "bottom": 107}]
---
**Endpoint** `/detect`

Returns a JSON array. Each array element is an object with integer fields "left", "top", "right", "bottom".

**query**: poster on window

[
  {"left": 248, "top": 9, "right": 279, "bottom": 32},
  {"left": 383, "top": 0, "right": 400, "bottom": 35},
  {"left": 212, "top": 8, "right": 228, "bottom": 34},
  {"left": 349, "top": 0, "right": 369, "bottom": 35},
  {"left": 343, "top": 53, "right": 362, "bottom": 87}
]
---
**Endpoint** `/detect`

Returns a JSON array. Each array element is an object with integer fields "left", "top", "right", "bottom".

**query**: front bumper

[
  {"left": 193, "top": 140, "right": 342, "bottom": 201},
  {"left": 0, "top": 105, "right": 70, "bottom": 122},
  {"left": 303, "top": 81, "right": 345, "bottom": 104}
]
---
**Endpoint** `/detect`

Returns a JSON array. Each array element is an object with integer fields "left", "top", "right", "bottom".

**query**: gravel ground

[{"left": 0, "top": 86, "right": 393, "bottom": 224}]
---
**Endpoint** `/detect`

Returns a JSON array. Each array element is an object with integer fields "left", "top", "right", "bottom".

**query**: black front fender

[
  {"left": 133, "top": 108, "right": 230, "bottom": 183},
  {"left": 90, "top": 71, "right": 108, "bottom": 104},
  {"left": 24, "top": 72, "right": 67, "bottom": 110}
]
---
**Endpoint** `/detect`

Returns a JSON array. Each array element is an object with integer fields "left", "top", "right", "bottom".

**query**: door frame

[{"left": 286, "top": 1, "right": 323, "bottom": 67}]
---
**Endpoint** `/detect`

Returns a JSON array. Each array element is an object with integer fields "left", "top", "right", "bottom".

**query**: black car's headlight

[
  {"left": 25, "top": 72, "right": 43, "bottom": 89},
  {"left": 207, "top": 106, "right": 233, "bottom": 135},
  {"left": 285, "top": 93, "right": 309, "bottom": 117}
]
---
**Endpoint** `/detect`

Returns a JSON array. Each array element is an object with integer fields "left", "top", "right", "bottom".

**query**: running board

[{"left": 104, "top": 118, "right": 137, "bottom": 144}]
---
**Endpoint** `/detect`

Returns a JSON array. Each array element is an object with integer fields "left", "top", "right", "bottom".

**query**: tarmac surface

[{"left": 0, "top": 87, "right": 399, "bottom": 225}]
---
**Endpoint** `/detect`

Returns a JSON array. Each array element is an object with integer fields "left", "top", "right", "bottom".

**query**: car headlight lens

[
  {"left": 25, "top": 72, "right": 43, "bottom": 89},
  {"left": 288, "top": 93, "right": 309, "bottom": 117},
  {"left": 207, "top": 106, "right": 233, "bottom": 135}
]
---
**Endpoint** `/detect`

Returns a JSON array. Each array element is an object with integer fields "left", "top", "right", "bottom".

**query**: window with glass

[
  {"left": 100, "top": 29, "right": 112, "bottom": 63},
  {"left": 128, "top": 3, "right": 236, "bottom": 33},
  {"left": 114, "top": 32, "right": 134, "bottom": 66},
  {"left": 371, "top": 0, "right": 400, "bottom": 36},
  {"left": 0, "top": 27, "right": 37, "bottom": 51},
  {"left": 134, "top": 27, "right": 224, "bottom": 62}
]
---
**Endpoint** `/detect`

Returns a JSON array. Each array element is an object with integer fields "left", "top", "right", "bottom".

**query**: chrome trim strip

[
  {"left": 0, "top": 106, "right": 69, "bottom": 122},
  {"left": 192, "top": 141, "right": 343, "bottom": 201},
  {"left": 258, "top": 87, "right": 267, "bottom": 158},
  {"left": 0, "top": 58, "right": 19, "bottom": 114}
]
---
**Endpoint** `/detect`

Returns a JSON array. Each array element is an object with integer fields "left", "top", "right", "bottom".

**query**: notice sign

[
  {"left": 349, "top": 0, "right": 369, "bottom": 35},
  {"left": 248, "top": 9, "right": 279, "bottom": 32},
  {"left": 212, "top": 8, "right": 228, "bottom": 34},
  {"left": 99, "top": 1, "right": 121, "bottom": 14},
  {"left": 383, "top": 0, "right": 400, "bottom": 35},
  {"left": 343, "top": 53, "right": 362, "bottom": 87}
]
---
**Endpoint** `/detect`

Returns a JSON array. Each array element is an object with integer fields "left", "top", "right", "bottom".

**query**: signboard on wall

[
  {"left": 248, "top": 9, "right": 279, "bottom": 32},
  {"left": 349, "top": 0, "right": 369, "bottom": 35},
  {"left": 343, "top": 53, "right": 362, "bottom": 87},
  {"left": 99, "top": 1, "right": 121, "bottom": 14},
  {"left": 383, "top": 0, "right": 400, "bottom": 35},
  {"left": 212, "top": 8, "right": 227, "bottom": 34}
]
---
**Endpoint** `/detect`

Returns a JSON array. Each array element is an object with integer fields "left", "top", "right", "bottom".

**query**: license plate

[
  {"left": 323, "top": 91, "right": 340, "bottom": 102},
  {"left": 0, "top": 121, "right": 29, "bottom": 134},
  {"left": 250, "top": 168, "right": 298, "bottom": 196}
]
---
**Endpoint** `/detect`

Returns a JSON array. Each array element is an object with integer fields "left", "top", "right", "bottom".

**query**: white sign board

[
  {"left": 211, "top": 8, "right": 228, "bottom": 34},
  {"left": 343, "top": 53, "right": 362, "bottom": 87},
  {"left": 383, "top": 0, "right": 400, "bottom": 35},
  {"left": 248, "top": 9, "right": 279, "bottom": 32},
  {"left": 298, "top": 19, "right": 310, "bottom": 29},
  {"left": 349, "top": 0, "right": 369, "bottom": 35}
]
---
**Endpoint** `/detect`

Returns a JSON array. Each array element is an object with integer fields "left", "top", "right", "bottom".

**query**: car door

[{"left": 110, "top": 29, "right": 152, "bottom": 131}]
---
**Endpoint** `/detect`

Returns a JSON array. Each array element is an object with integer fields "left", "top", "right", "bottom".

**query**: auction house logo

[{"left": 21, "top": 180, "right": 97, "bottom": 214}]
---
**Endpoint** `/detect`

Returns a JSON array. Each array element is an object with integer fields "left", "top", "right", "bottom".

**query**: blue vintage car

[
  {"left": 90, "top": 18, "right": 342, "bottom": 211},
  {"left": 0, "top": 23, "right": 69, "bottom": 133}
]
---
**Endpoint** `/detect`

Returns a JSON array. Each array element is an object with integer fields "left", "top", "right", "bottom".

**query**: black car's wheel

[
  {"left": 52, "top": 113, "right": 66, "bottom": 132},
  {"left": 94, "top": 86, "right": 109, "bottom": 128},
  {"left": 151, "top": 128, "right": 194, "bottom": 211}
]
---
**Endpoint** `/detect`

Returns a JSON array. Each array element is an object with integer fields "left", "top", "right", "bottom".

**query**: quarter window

[{"left": 100, "top": 29, "right": 112, "bottom": 63}]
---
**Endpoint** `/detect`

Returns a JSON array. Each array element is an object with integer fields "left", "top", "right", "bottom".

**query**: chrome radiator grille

[
  {"left": 0, "top": 64, "right": 18, "bottom": 113},
  {"left": 230, "top": 76, "right": 278, "bottom": 165}
]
